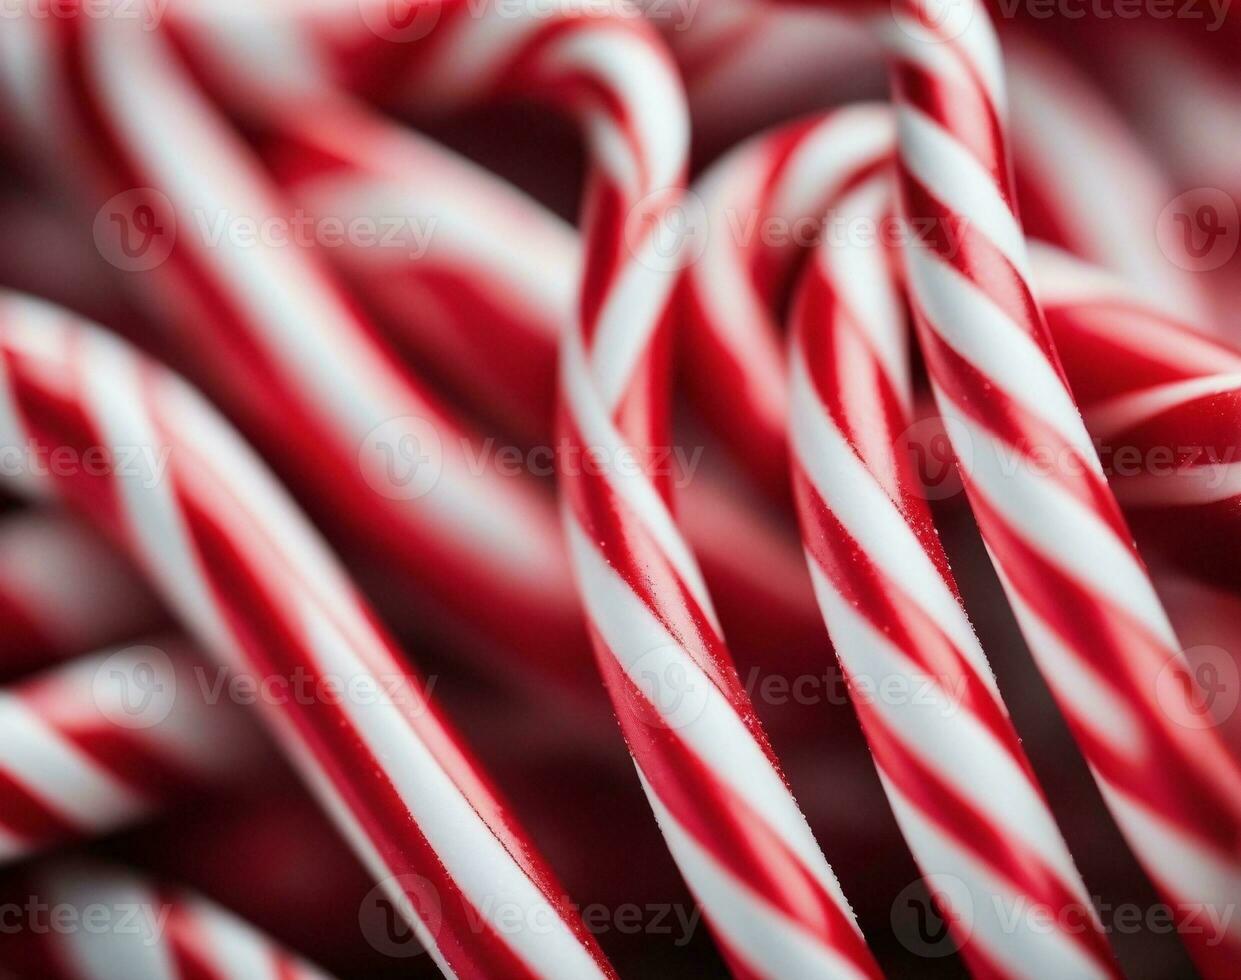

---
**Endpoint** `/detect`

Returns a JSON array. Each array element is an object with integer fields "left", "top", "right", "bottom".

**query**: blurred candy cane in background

[{"left": 0, "top": 0, "right": 1236, "bottom": 978}]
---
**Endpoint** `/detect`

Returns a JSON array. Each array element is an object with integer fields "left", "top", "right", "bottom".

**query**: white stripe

[
  {"left": 546, "top": 26, "right": 687, "bottom": 192},
  {"left": 39, "top": 865, "right": 176, "bottom": 980},
  {"left": 816, "top": 176, "right": 910, "bottom": 412},
  {"left": 905, "top": 246, "right": 1101, "bottom": 468},
  {"left": 0, "top": 513, "right": 155, "bottom": 653},
  {"left": 806, "top": 564, "right": 1087, "bottom": 894},
  {"left": 184, "top": 897, "right": 285, "bottom": 979},
  {"left": 641, "top": 775, "right": 872, "bottom": 980},
  {"left": 562, "top": 323, "right": 720, "bottom": 630},
  {"left": 1111, "top": 463, "right": 1241, "bottom": 508},
  {"left": 0, "top": 694, "right": 148, "bottom": 831},
  {"left": 588, "top": 240, "right": 681, "bottom": 414},
  {"left": 766, "top": 106, "right": 895, "bottom": 223},
  {"left": 77, "top": 330, "right": 237, "bottom": 663},
  {"left": 247, "top": 695, "right": 460, "bottom": 980},
  {"left": 883, "top": 781, "right": 1110, "bottom": 980},
  {"left": 952, "top": 413, "right": 1178, "bottom": 646},
  {"left": 896, "top": 106, "right": 1028, "bottom": 274},
  {"left": 0, "top": 296, "right": 60, "bottom": 500},
  {"left": 301, "top": 174, "right": 576, "bottom": 330},
  {"left": 789, "top": 349, "right": 999, "bottom": 697},
  {"left": 565, "top": 517, "right": 851, "bottom": 913},
  {"left": 0, "top": 16, "right": 52, "bottom": 146},
  {"left": 297, "top": 594, "right": 609, "bottom": 980},
  {"left": 1008, "top": 46, "right": 1202, "bottom": 319},
  {"left": 1097, "top": 783, "right": 1241, "bottom": 946},
  {"left": 1086, "top": 374, "right": 1241, "bottom": 440},
  {"left": 992, "top": 558, "right": 1146, "bottom": 760}
]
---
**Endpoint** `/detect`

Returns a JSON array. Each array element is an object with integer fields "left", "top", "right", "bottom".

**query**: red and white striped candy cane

[
  {"left": 0, "top": 511, "right": 163, "bottom": 679},
  {"left": 788, "top": 172, "right": 1116, "bottom": 977},
  {"left": 684, "top": 105, "right": 894, "bottom": 499},
  {"left": 0, "top": 860, "right": 333, "bottom": 980},
  {"left": 861, "top": 2, "right": 1241, "bottom": 974},
  {"left": 257, "top": 97, "right": 838, "bottom": 689},
  {"left": 356, "top": 4, "right": 885, "bottom": 974},
  {"left": 0, "top": 291, "right": 614, "bottom": 980},
  {"left": 1032, "top": 242, "right": 1241, "bottom": 596},
  {"left": 3, "top": 7, "right": 593, "bottom": 693},
  {"left": 257, "top": 97, "right": 574, "bottom": 446},
  {"left": 0, "top": 638, "right": 263, "bottom": 863}
]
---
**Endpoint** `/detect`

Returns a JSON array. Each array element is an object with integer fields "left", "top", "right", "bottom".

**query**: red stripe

[
  {"left": 858, "top": 705, "right": 1115, "bottom": 974},
  {"left": 793, "top": 468, "right": 1021, "bottom": 754},
  {"left": 0, "top": 589, "right": 58, "bottom": 680},
  {"left": 163, "top": 897, "right": 222, "bottom": 980},
  {"left": 893, "top": 61, "right": 1009, "bottom": 195},
  {"left": 914, "top": 322, "right": 1133, "bottom": 544},
  {"left": 557, "top": 413, "right": 760, "bottom": 733},
  {"left": 3, "top": 346, "right": 127, "bottom": 540},
  {"left": 594, "top": 642, "right": 880, "bottom": 979},
  {"left": 965, "top": 485, "right": 1241, "bottom": 853},
  {"left": 174, "top": 488, "right": 545, "bottom": 980},
  {"left": 0, "top": 769, "right": 79, "bottom": 846}
]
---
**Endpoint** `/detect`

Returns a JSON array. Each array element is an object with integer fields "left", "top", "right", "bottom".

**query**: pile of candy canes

[{"left": 0, "top": 0, "right": 1237, "bottom": 977}]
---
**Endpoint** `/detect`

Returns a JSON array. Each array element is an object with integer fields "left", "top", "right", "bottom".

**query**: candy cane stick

[
  {"left": 0, "top": 511, "right": 163, "bottom": 678},
  {"left": 789, "top": 173, "right": 1116, "bottom": 977},
  {"left": 0, "top": 291, "right": 613, "bottom": 980},
  {"left": 1031, "top": 242, "right": 1241, "bottom": 595},
  {"left": 9, "top": 8, "right": 592, "bottom": 693},
  {"left": 0, "top": 860, "right": 334, "bottom": 980},
  {"left": 858, "top": 3, "right": 1241, "bottom": 975},
  {"left": 684, "top": 106, "right": 895, "bottom": 499},
  {"left": 0, "top": 638, "right": 263, "bottom": 863},
  {"left": 337, "top": 4, "right": 883, "bottom": 974},
  {"left": 257, "top": 97, "right": 573, "bottom": 446},
  {"left": 152, "top": 2, "right": 882, "bottom": 697},
  {"left": 255, "top": 97, "right": 838, "bottom": 692}
]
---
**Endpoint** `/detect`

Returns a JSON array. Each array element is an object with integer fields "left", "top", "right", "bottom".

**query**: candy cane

[
  {"left": 0, "top": 511, "right": 163, "bottom": 678},
  {"left": 0, "top": 638, "right": 262, "bottom": 863},
  {"left": 865, "top": 3, "right": 1241, "bottom": 975},
  {"left": 0, "top": 291, "right": 613, "bottom": 980},
  {"left": 337, "top": 4, "right": 884, "bottom": 974},
  {"left": 679, "top": 3, "right": 1241, "bottom": 969},
  {"left": 258, "top": 98, "right": 837, "bottom": 691},
  {"left": 258, "top": 97, "right": 573, "bottom": 446},
  {"left": 5, "top": 7, "right": 592, "bottom": 694},
  {"left": 788, "top": 172, "right": 1116, "bottom": 977},
  {"left": 160, "top": 10, "right": 881, "bottom": 968},
  {"left": 0, "top": 860, "right": 333, "bottom": 980},
  {"left": 684, "top": 105, "right": 895, "bottom": 499}
]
